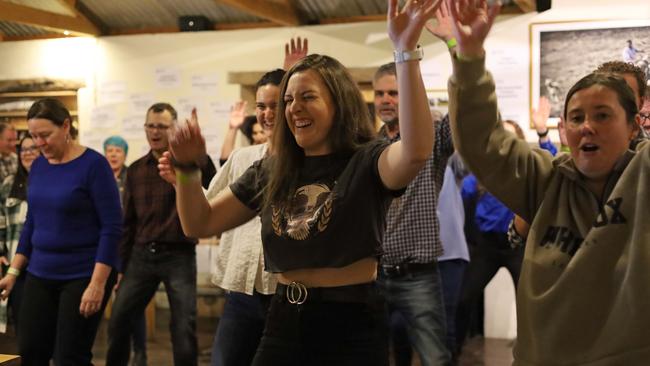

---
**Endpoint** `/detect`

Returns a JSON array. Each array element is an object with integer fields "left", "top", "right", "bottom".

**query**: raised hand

[
  {"left": 284, "top": 37, "right": 309, "bottom": 70},
  {"left": 425, "top": 1, "right": 454, "bottom": 43},
  {"left": 168, "top": 108, "right": 207, "bottom": 165},
  {"left": 447, "top": 0, "right": 500, "bottom": 58},
  {"left": 157, "top": 151, "right": 177, "bottom": 185},
  {"left": 228, "top": 101, "right": 247, "bottom": 129},
  {"left": 532, "top": 96, "right": 551, "bottom": 134},
  {"left": 388, "top": 0, "right": 442, "bottom": 51}
]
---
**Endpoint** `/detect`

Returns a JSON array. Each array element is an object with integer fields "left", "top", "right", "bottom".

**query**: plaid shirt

[
  {"left": 120, "top": 151, "right": 215, "bottom": 269},
  {"left": 0, "top": 153, "right": 17, "bottom": 183},
  {"left": 380, "top": 115, "right": 454, "bottom": 265},
  {"left": 0, "top": 174, "right": 27, "bottom": 332}
]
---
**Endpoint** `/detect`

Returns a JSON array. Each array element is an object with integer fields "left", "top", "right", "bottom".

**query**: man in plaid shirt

[
  {"left": 374, "top": 62, "right": 454, "bottom": 366},
  {"left": 0, "top": 122, "right": 18, "bottom": 183},
  {"left": 106, "top": 103, "right": 216, "bottom": 366}
]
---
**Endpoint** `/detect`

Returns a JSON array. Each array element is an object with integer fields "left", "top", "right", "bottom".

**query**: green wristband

[
  {"left": 7, "top": 267, "right": 20, "bottom": 277},
  {"left": 177, "top": 170, "right": 200, "bottom": 185}
]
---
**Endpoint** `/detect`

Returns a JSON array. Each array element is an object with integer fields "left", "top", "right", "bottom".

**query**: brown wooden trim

[
  {"left": 0, "top": 91, "right": 78, "bottom": 97},
  {"left": 0, "top": 1, "right": 100, "bottom": 36},
  {"left": 214, "top": 21, "right": 280, "bottom": 30},
  {"left": 108, "top": 27, "right": 180, "bottom": 36},
  {"left": 2, "top": 34, "right": 77, "bottom": 42},
  {"left": 320, "top": 14, "right": 385, "bottom": 25},
  {"left": 512, "top": 0, "right": 536, "bottom": 13},
  {"left": 72, "top": 0, "right": 112, "bottom": 35}
]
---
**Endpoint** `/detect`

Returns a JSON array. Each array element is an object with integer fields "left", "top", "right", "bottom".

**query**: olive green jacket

[{"left": 449, "top": 56, "right": 650, "bottom": 365}]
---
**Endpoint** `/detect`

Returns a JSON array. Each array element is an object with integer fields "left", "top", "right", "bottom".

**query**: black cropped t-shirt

[{"left": 230, "top": 140, "right": 402, "bottom": 273}]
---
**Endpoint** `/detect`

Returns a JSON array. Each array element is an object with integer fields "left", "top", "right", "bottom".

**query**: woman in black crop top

[{"left": 161, "top": 1, "right": 441, "bottom": 364}]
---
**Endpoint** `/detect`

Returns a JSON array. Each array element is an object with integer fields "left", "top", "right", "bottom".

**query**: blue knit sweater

[{"left": 17, "top": 149, "right": 122, "bottom": 280}]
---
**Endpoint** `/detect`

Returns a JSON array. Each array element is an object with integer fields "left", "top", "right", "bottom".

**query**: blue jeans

[
  {"left": 438, "top": 259, "right": 468, "bottom": 359},
  {"left": 211, "top": 290, "right": 272, "bottom": 366},
  {"left": 107, "top": 245, "right": 197, "bottom": 366},
  {"left": 377, "top": 265, "right": 451, "bottom": 366}
]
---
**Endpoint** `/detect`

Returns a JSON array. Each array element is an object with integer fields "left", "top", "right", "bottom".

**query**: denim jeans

[
  {"left": 456, "top": 232, "right": 523, "bottom": 353},
  {"left": 251, "top": 286, "right": 389, "bottom": 366},
  {"left": 211, "top": 290, "right": 272, "bottom": 366},
  {"left": 438, "top": 259, "right": 468, "bottom": 359},
  {"left": 106, "top": 245, "right": 197, "bottom": 366},
  {"left": 377, "top": 265, "right": 451, "bottom": 366}
]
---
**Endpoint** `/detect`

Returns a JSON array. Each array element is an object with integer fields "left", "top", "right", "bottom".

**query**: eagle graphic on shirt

[{"left": 272, "top": 183, "right": 335, "bottom": 240}]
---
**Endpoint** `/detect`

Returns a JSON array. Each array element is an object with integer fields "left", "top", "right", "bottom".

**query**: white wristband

[{"left": 394, "top": 46, "right": 423, "bottom": 63}]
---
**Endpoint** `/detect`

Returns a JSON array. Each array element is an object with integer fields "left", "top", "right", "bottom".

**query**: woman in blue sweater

[{"left": 0, "top": 98, "right": 122, "bottom": 365}]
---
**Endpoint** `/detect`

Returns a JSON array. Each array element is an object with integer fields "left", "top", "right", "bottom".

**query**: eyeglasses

[
  {"left": 640, "top": 113, "right": 650, "bottom": 123},
  {"left": 20, "top": 146, "right": 39, "bottom": 154},
  {"left": 144, "top": 123, "right": 171, "bottom": 132}
]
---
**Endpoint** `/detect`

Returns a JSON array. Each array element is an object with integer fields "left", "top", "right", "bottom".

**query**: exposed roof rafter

[
  {"left": 512, "top": 0, "right": 537, "bottom": 13},
  {"left": 0, "top": 0, "right": 100, "bottom": 36},
  {"left": 54, "top": 0, "right": 110, "bottom": 35},
  {"left": 217, "top": 0, "right": 303, "bottom": 26}
]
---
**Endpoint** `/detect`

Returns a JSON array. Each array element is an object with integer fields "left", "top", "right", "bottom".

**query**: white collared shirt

[{"left": 206, "top": 143, "right": 276, "bottom": 295}]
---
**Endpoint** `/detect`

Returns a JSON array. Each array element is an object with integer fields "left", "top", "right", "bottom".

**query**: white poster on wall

[
  {"left": 129, "top": 93, "right": 155, "bottom": 114},
  {"left": 121, "top": 115, "right": 145, "bottom": 139},
  {"left": 176, "top": 97, "right": 209, "bottom": 122},
  {"left": 90, "top": 105, "right": 118, "bottom": 129},
  {"left": 191, "top": 74, "right": 219, "bottom": 96},
  {"left": 206, "top": 101, "right": 232, "bottom": 129},
  {"left": 155, "top": 67, "right": 182, "bottom": 89},
  {"left": 99, "top": 81, "right": 127, "bottom": 105},
  {"left": 204, "top": 132, "right": 222, "bottom": 166},
  {"left": 486, "top": 47, "right": 529, "bottom": 127}
]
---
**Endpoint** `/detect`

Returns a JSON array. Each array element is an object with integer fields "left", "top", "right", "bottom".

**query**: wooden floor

[{"left": 0, "top": 309, "right": 514, "bottom": 366}]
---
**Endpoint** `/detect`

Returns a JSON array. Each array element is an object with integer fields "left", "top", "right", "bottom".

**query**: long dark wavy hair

[
  {"left": 263, "top": 54, "right": 376, "bottom": 208},
  {"left": 9, "top": 136, "right": 36, "bottom": 201}
]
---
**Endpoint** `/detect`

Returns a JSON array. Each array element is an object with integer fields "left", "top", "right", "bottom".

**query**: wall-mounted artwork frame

[{"left": 530, "top": 19, "right": 650, "bottom": 127}]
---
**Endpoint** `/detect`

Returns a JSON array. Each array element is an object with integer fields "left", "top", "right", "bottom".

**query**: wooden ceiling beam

[
  {"left": 54, "top": 0, "right": 111, "bottom": 35},
  {"left": 107, "top": 21, "right": 280, "bottom": 36},
  {"left": 2, "top": 33, "right": 76, "bottom": 42},
  {"left": 320, "top": 15, "right": 385, "bottom": 25},
  {"left": 217, "top": 0, "right": 302, "bottom": 26},
  {"left": 512, "top": 0, "right": 537, "bottom": 13},
  {"left": 0, "top": 1, "right": 100, "bottom": 36}
]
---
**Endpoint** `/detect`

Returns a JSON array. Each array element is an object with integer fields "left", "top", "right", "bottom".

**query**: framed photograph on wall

[{"left": 530, "top": 19, "right": 650, "bottom": 127}]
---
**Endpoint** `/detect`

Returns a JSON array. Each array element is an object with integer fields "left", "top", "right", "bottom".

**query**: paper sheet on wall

[
  {"left": 99, "top": 81, "right": 127, "bottom": 105},
  {"left": 155, "top": 67, "right": 181, "bottom": 89},
  {"left": 206, "top": 101, "right": 232, "bottom": 131},
  {"left": 90, "top": 105, "right": 118, "bottom": 129},
  {"left": 204, "top": 133, "right": 222, "bottom": 167},
  {"left": 121, "top": 115, "right": 145, "bottom": 139},
  {"left": 486, "top": 47, "right": 529, "bottom": 127},
  {"left": 129, "top": 93, "right": 155, "bottom": 114},
  {"left": 191, "top": 74, "right": 219, "bottom": 96},
  {"left": 176, "top": 97, "right": 206, "bottom": 122}
]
